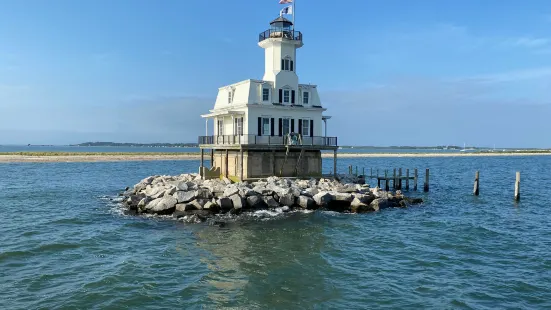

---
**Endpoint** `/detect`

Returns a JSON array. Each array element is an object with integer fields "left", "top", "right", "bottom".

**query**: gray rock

[
  {"left": 301, "top": 187, "right": 319, "bottom": 197},
  {"left": 246, "top": 195, "right": 265, "bottom": 209},
  {"left": 175, "top": 202, "right": 199, "bottom": 212},
  {"left": 222, "top": 177, "right": 232, "bottom": 185},
  {"left": 252, "top": 186, "right": 273, "bottom": 196},
  {"left": 230, "top": 194, "right": 245, "bottom": 210},
  {"left": 297, "top": 195, "right": 316, "bottom": 209},
  {"left": 176, "top": 181, "right": 188, "bottom": 191},
  {"left": 350, "top": 197, "right": 378, "bottom": 213},
  {"left": 238, "top": 186, "right": 256, "bottom": 197},
  {"left": 369, "top": 198, "right": 399, "bottom": 210},
  {"left": 163, "top": 187, "right": 177, "bottom": 197},
  {"left": 195, "top": 188, "right": 213, "bottom": 200},
  {"left": 313, "top": 192, "right": 334, "bottom": 207},
  {"left": 145, "top": 196, "right": 177, "bottom": 214},
  {"left": 173, "top": 191, "right": 196, "bottom": 203},
  {"left": 223, "top": 186, "right": 239, "bottom": 198},
  {"left": 203, "top": 201, "right": 220, "bottom": 213},
  {"left": 217, "top": 197, "right": 233, "bottom": 210},
  {"left": 354, "top": 193, "right": 375, "bottom": 205},
  {"left": 263, "top": 196, "right": 280, "bottom": 208},
  {"left": 278, "top": 193, "right": 295, "bottom": 207},
  {"left": 280, "top": 206, "right": 290, "bottom": 212},
  {"left": 333, "top": 192, "right": 354, "bottom": 202}
]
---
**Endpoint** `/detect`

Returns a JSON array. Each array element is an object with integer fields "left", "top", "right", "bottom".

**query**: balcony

[
  {"left": 198, "top": 134, "right": 337, "bottom": 149},
  {"left": 259, "top": 29, "right": 302, "bottom": 43}
]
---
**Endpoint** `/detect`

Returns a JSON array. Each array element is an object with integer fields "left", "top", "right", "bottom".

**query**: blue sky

[{"left": 1, "top": 0, "right": 550, "bottom": 147}]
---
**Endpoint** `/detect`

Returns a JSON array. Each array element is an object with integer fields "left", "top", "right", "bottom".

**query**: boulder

[
  {"left": 195, "top": 188, "right": 213, "bottom": 200},
  {"left": 407, "top": 197, "right": 424, "bottom": 205},
  {"left": 301, "top": 187, "right": 319, "bottom": 197},
  {"left": 145, "top": 196, "right": 177, "bottom": 214},
  {"left": 174, "top": 191, "right": 196, "bottom": 203},
  {"left": 263, "top": 196, "right": 280, "bottom": 208},
  {"left": 230, "top": 194, "right": 245, "bottom": 210},
  {"left": 369, "top": 198, "right": 399, "bottom": 210},
  {"left": 217, "top": 197, "right": 234, "bottom": 211},
  {"left": 350, "top": 197, "right": 378, "bottom": 213},
  {"left": 313, "top": 192, "right": 334, "bottom": 207},
  {"left": 354, "top": 193, "right": 375, "bottom": 205},
  {"left": 278, "top": 193, "right": 295, "bottom": 207},
  {"left": 297, "top": 195, "right": 316, "bottom": 209},
  {"left": 222, "top": 177, "right": 232, "bottom": 185},
  {"left": 176, "top": 181, "right": 188, "bottom": 191},
  {"left": 223, "top": 186, "right": 239, "bottom": 198},
  {"left": 246, "top": 195, "right": 265, "bottom": 209},
  {"left": 333, "top": 192, "right": 354, "bottom": 202},
  {"left": 252, "top": 185, "right": 273, "bottom": 196},
  {"left": 175, "top": 202, "right": 200, "bottom": 212},
  {"left": 203, "top": 201, "right": 220, "bottom": 213},
  {"left": 238, "top": 186, "right": 256, "bottom": 197}
]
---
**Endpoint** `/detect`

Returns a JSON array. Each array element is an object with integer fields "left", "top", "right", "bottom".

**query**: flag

[
  {"left": 279, "top": 0, "right": 293, "bottom": 4},
  {"left": 280, "top": 5, "right": 293, "bottom": 15}
]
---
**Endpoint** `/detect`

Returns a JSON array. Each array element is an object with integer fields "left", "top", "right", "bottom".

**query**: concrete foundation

[{"left": 206, "top": 149, "right": 322, "bottom": 180}]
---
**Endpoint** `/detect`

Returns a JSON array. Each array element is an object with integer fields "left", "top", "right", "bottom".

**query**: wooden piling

[
  {"left": 355, "top": 166, "right": 358, "bottom": 177},
  {"left": 393, "top": 168, "right": 397, "bottom": 190},
  {"left": 406, "top": 169, "right": 410, "bottom": 191},
  {"left": 363, "top": 167, "right": 365, "bottom": 177},
  {"left": 385, "top": 170, "right": 390, "bottom": 191},
  {"left": 370, "top": 168, "right": 372, "bottom": 178},
  {"left": 377, "top": 177, "right": 381, "bottom": 188},
  {"left": 200, "top": 149, "right": 205, "bottom": 179},
  {"left": 424, "top": 168, "right": 429, "bottom": 192},
  {"left": 398, "top": 168, "right": 402, "bottom": 190},
  {"left": 210, "top": 149, "right": 214, "bottom": 168},
  {"left": 473, "top": 171, "right": 479, "bottom": 196},
  {"left": 414, "top": 169, "right": 418, "bottom": 191},
  {"left": 333, "top": 149, "right": 337, "bottom": 177},
  {"left": 514, "top": 172, "right": 520, "bottom": 201}
]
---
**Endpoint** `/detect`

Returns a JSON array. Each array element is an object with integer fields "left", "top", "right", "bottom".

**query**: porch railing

[{"left": 198, "top": 135, "right": 337, "bottom": 147}]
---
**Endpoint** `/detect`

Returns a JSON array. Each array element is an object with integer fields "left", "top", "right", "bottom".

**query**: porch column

[
  {"left": 205, "top": 118, "right": 208, "bottom": 136},
  {"left": 324, "top": 119, "right": 328, "bottom": 138},
  {"left": 225, "top": 149, "right": 229, "bottom": 178},
  {"left": 240, "top": 148, "right": 244, "bottom": 181}
]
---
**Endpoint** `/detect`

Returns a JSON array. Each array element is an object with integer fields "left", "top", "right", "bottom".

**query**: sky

[{"left": 1, "top": 0, "right": 550, "bottom": 147}]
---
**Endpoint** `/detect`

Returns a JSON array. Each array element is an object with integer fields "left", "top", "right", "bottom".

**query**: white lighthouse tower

[{"left": 198, "top": 15, "right": 338, "bottom": 181}]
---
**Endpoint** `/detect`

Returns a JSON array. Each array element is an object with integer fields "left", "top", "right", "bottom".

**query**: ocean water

[
  {"left": 0, "top": 144, "right": 464, "bottom": 154},
  {"left": 1, "top": 156, "right": 551, "bottom": 309}
]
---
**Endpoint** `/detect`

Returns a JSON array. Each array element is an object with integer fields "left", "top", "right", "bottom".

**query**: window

[
  {"left": 283, "top": 90, "right": 290, "bottom": 103},
  {"left": 281, "top": 58, "right": 294, "bottom": 71},
  {"left": 303, "top": 91, "right": 309, "bottom": 104},
  {"left": 228, "top": 89, "right": 234, "bottom": 104},
  {"left": 302, "top": 119, "right": 310, "bottom": 136},
  {"left": 262, "top": 117, "right": 270, "bottom": 135},
  {"left": 217, "top": 119, "right": 224, "bottom": 136},
  {"left": 235, "top": 117, "right": 243, "bottom": 136},
  {"left": 262, "top": 88, "right": 270, "bottom": 102},
  {"left": 282, "top": 118, "right": 291, "bottom": 135}
]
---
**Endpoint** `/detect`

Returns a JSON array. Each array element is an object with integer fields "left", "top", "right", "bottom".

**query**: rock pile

[{"left": 120, "top": 173, "right": 423, "bottom": 223}]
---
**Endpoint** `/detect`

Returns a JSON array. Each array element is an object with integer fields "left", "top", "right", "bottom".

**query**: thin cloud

[
  {"left": 463, "top": 67, "right": 551, "bottom": 84},
  {"left": 508, "top": 37, "right": 549, "bottom": 48}
]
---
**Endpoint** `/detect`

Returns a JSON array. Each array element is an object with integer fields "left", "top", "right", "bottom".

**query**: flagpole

[{"left": 292, "top": 0, "right": 295, "bottom": 27}]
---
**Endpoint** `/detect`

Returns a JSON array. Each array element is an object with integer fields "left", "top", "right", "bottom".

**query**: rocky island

[{"left": 120, "top": 173, "right": 423, "bottom": 223}]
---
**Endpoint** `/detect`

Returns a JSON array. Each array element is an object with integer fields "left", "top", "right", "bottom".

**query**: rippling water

[{"left": 1, "top": 156, "right": 551, "bottom": 309}]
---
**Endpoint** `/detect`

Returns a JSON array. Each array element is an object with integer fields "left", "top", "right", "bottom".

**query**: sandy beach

[{"left": 0, "top": 152, "right": 550, "bottom": 163}]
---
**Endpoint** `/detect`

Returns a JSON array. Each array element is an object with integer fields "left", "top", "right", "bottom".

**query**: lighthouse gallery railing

[{"left": 198, "top": 135, "right": 337, "bottom": 147}]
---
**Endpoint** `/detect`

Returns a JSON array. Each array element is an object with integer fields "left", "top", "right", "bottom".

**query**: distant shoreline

[{"left": 1, "top": 151, "right": 551, "bottom": 163}]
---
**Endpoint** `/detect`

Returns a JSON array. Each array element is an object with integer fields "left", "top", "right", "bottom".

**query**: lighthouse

[{"left": 198, "top": 14, "right": 338, "bottom": 181}]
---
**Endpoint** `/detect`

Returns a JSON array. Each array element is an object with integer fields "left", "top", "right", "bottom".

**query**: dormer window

[
  {"left": 281, "top": 57, "right": 294, "bottom": 71},
  {"left": 283, "top": 90, "right": 290, "bottom": 103},
  {"left": 279, "top": 87, "right": 296, "bottom": 105},
  {"left": 228, "top": 89, "right": 234, "bottom": 104},
  {"left": 303, "top": 91, "right": 309, "bottom": 104},
  {"left": 262, "top": 88, "right": 270, "bottom": 102}
]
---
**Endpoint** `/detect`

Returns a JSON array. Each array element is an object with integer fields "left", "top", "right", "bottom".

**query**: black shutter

[
  {"left": 279, "top": 89, "right": 282, "bottom": 103},
  {"left": 291, "top": 90, "right": 295, "bottom": 104},
  {"left": 271, "top": 118, "right": 275, "bottom": 136},
  {"left": 290, "top": 60, "right": 294, "bottom": 71},
  {"left": 291, "top": 119, "right": 295, "bottom": 133},
  {"left": 298, "top": 119, "right": 303, "bottom": 135},
  {"left": 281, "top": 59, "right": 285, "bottom": 70},
  {"left": 258, "top": 117, "right": 262, "bottom": 136},
  {"left": 310, "top": 120, "right": 314, "bottom": 137},
  {"left": 278, "top": 118, "right": 283, "bottom": 136}
]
